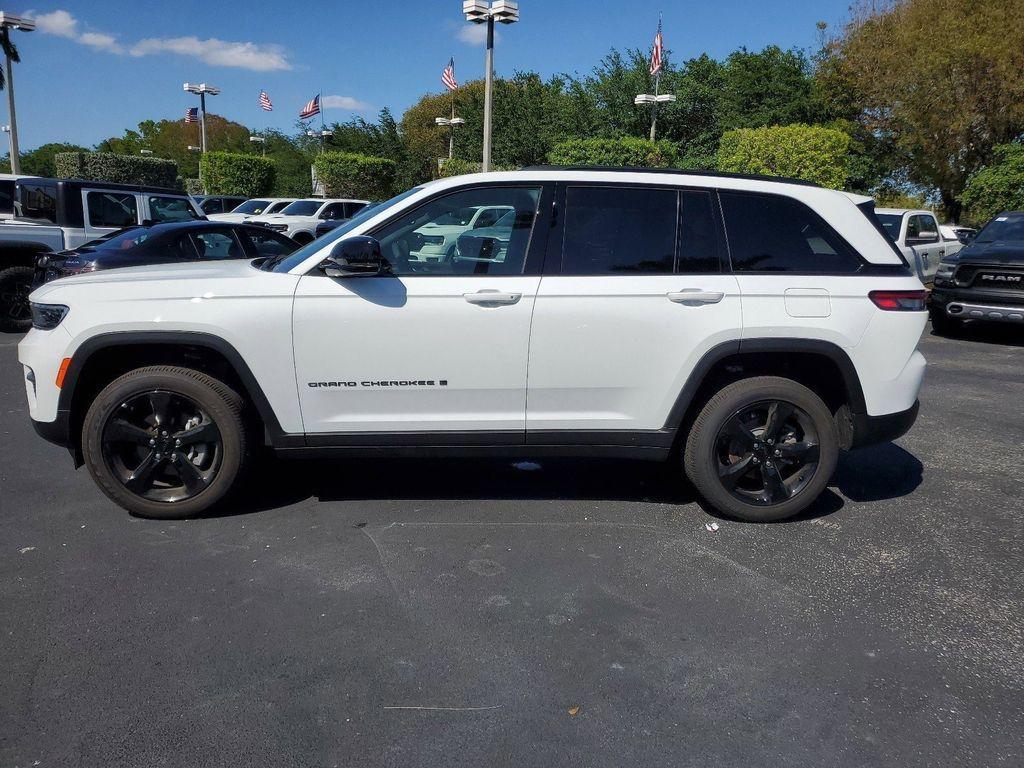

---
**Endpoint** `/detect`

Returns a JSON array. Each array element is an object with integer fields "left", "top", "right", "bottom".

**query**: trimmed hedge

[
  {"left": 200, "top": 152, "right": 275, "bottom": 197},
  {"left": 547, "top": 137, "right": 681, "bottom": 168},
  {"left": 54, "top": 151, "right": 179, "bottom": 189},
  {"left": 438, "top": 158, "right": 482, "bottom": 178},
  {"left": 960, "top": 144, "right": 1024, "bottom": 226},
  {"left": 717, "top": 124, "right": 850, "bottom": 189},
  {"left": 313, "top": 152, "right": 397, "bottom": 200}
]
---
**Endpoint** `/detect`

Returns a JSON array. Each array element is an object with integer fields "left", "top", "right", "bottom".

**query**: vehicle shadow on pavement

[
  {"left": 214, "top": 444, "right": 923, "bottom": 522},
  {"left": 931, "top": 321, "right": 1024, "bottom": 347}
]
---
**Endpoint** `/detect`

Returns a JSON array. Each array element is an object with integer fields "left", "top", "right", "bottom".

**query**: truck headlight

[
  {"left": 934, "top": 262, "right": 956, "bottom": 284},
  {"left": 30, "top": 303, "right": 69, "bottom": 330}
]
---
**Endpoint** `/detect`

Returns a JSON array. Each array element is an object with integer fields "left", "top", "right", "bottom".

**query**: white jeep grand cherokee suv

[{"left": 19, "top": 168, "right": 927, "bottom": 522}]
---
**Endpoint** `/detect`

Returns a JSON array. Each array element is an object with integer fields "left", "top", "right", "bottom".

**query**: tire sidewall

[
  {"left": 685, "top": 377, "right": 839, "bottom": 523},
  {"left": 82, "top": 368, "right": 245, "bottom": 519},
  {"left": 0, "top": 266, "right": 34, "bottom": 332}
]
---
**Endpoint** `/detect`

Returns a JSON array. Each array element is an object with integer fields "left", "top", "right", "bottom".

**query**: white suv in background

[
  {"left": 207, "top": 198, "right": 295, "bottom": 224},
  {"left": 874, "top": 208, "right": 962, "bottom": 283},
  {"left": 19, "top": 168, "right": 927, "bottom": 523},
  {"left": 409, "top": 204, "right": 513, "bottom": 262},
  {"left": 249, "top": 198, "right": 369, "bottom": 244}
]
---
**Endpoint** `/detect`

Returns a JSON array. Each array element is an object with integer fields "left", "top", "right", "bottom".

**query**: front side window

[
  {"left": 874, "top": 213, "right": 903, "bottom": 241},
  {"left": 201, "top": 198, "right": 224, "bottom": 214},
  {"left": 87, "top": 192, "right": 138, "bottom": 228},
  {"left": 190, "top": 230, "right": 245, "bottom": 260},
  {"left": 906, "top": 215, "right": 922, "bottom": 239},
  {"left": 562, "top": 186, "right": 676, "bottom": 275},
  {"left": 373, "top": 186, "right": 541, "bottom": 276},
  {"left": 719, "top": 191, "right": 862, "bottom": 273},
  {"left": 245, "top": 228, "right": 298, "bottom": 258},
  {"left": 149, "top": 196, "right": 200, "bottom": 223},
  {"left": 344, "top": 202, "right": 367, "bottom": 218},
  {"left": 319, "top": 203, "right": 348, "bottom": 220},
  {"left": 17, "top": 182, "right": 58, "bottom": 223}
]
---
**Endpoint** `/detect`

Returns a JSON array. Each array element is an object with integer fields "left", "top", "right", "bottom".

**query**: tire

[
  {"left": 0, "top": 265, "right": 34, "bottom": 333},
  {"left": 684, "top": 376, "right": 839, "bottom": 523},
  {"left": 81, "top": 366, "right": 248, "bottom": 519},
  {"left": 929, "top": 310, "right": 962, "bottom": 337}
]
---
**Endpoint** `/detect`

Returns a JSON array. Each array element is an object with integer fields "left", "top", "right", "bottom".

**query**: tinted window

[
  {"left": 677, "top": 191, "right": 721, "bottom": 273},
  {"left": 149, "top": 196, "right": 200, "bottom": 223},
  {"left": 92, "top": 228, "right": 153, "bottom": 251},
  {"left": 155, "top": 235, "right": 199, "bottom": 261},
  {"left": 975, "top": 213, "right": 1024, "bottom": 243},
  {"left": 190, "top": 230, "right": 245, "bottom": 260},
  {"left": 875, "top": 213, "right": 903, "bottom": 241},
  {"left": 265, "top": 201, "right": 293, "bottom": 214},
  {"left": 87, "top": 192, "right": 138, "bottom": 228},
  {"left": 919, "top": 214, "right": 938, "bottom": 235},
  {"left": 319, "top": 202, "right": 348, "bottom": 220},
  {"left": 280, "top": 200, "right": 322, "bottom": 216},
  {"left": 906, "top": 215, "right": 922, "bottom": 238},
  {"left": 17, "top": 182, "right": 58, "bottom": 223},
  {"left": 374, "top": 186, "right": 541, "bottom": 276},
  {"left": 344, "top": 202, "right": 367, "bottom": 218},
  {"left": 233, "top": 199, "right": 270, "bottom": 215},
  {"left": 720, "top": 192, "right": 862, "bottom": 273},
  {"left": 245, "top": 228, "right": 298, "bottom": 258},
  {"left": 0, "top": 180, "right": 14, "bottom": 215},
  {"left": 562, "top": 186, "right": 676, "bottom": 275},
  {"left": 201, "top": 198, "right": 224, "bottom": 214}
]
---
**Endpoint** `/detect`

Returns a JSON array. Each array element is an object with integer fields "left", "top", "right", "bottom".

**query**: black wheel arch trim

[
  {"left": 56, "top": 331, "right": 295, "bottom": 450},
  {"left": 661, "top": 337, "right": 868, "bottom": 433}
]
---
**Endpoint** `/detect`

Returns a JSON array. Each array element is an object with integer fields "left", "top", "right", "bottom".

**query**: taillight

[{"left": 868, "top": 290, "right": 928, "bottom": 311}]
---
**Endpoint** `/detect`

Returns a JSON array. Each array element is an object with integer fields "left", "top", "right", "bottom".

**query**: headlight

[{"left": 30, "top": 303, "right": 69, "bottom": 330}]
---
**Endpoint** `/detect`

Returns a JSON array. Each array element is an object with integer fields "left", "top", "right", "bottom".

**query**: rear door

[
  {"left": 82, "top": 189, "right": 141, "bottom": 244},
  {"left": 526, "top": 183, "right": 741, "bottom": 436}
]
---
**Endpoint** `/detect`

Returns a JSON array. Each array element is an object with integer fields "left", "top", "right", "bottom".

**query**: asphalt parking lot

[{"left": 1, "top": 323, "right": 1022, "bottom": 767}]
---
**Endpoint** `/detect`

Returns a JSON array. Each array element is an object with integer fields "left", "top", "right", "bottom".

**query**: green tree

[
  {"left": 0, "top": 142, "right": 89, "bottom": 176},
  {"left": 200, "top": 152, "right": 275, "bottom": 197},
  {"left": 960, "top": 144, "right": 1024, "bottom": 226},
  {"left": 313, "top": 152, "right": 397, "bottom": 199},
  {"left": 818, "top": 0, "right": 1024, "bottom": 219},
  {"left": 548, "top": 137, "right": 681, "bottom": 167},
  {"left": 717, "top": 124, "right": 850, "bottom": 188}
]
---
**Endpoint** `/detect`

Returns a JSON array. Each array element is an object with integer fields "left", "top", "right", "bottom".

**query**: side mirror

[
  {"left": 320, "top": 236, "right": 386, "bottom": 278},
  {"left": 907, "top": 231, "right": 939, "bottom": 246}
]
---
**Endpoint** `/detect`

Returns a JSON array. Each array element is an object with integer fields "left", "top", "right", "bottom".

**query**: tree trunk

[{"left": 941, "top": 189, "right": 962, "bottom": 224}]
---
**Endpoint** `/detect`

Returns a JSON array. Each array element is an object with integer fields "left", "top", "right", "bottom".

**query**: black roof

[
  {"left": 16, "top": 176, "right": 188, "bottom": 195},
  {"left": 519, "top": 165, "right": 821, "bottom": 188}
]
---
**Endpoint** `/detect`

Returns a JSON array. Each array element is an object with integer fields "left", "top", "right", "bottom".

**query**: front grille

[{"left": 961, "top": 266, "right": 1024, "bottom": 290}]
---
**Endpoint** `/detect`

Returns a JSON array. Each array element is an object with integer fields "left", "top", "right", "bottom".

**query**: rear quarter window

[{"left": 719, "top": 191, "right": 863, "bottom": 273}]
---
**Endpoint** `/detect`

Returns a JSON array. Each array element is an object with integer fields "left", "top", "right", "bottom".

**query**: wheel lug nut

[
  {"left": 175, "top": 439, "right": 181, "bottom": 446},
  {"left": 155, "top": 453, "right": 162, "bottom": 460},
  {"left": 774, "top": 450, "right": 781, "bottom": 457},
  {"left": 149, "top": 439, "right": 156, "bottom": 446},
  {"left": 161, "top": 431, "right": 168, "bottom": 437}
]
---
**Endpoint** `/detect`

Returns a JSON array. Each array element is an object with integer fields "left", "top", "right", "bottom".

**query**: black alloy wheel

[
  {"left": 101, "top": 391, "right": 223, "bottom": 503},
  {"left": 714, "top": 400, "right": 821, "bottom": 506},
  {"left": 0, "top": 266, "right": 33, "bottom": 332}
]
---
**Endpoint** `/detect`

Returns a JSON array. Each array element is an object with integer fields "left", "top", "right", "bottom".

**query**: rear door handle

[
  {"left": 464, "top": 290, "right": 522, "bottom": 305},
  {"left": 667, "top": 289, "right": 725, "bottom": 305}
]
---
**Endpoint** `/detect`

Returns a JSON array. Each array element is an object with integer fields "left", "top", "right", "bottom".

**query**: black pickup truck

[{"left": 929, "top": 211, "right": 1024, "bottom": 334}]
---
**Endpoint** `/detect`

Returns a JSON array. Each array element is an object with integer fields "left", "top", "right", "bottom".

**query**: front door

[
  {"left": 527, "top": 184, "right": 742, "bottom": 435},
  {"left": 80, "top": 189, "right": 140, "bottom": 246},
  {"left": 292, "top": 183, "right": 551, "bottom": 436}
]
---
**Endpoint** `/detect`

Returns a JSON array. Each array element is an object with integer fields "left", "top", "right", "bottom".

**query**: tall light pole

[
  {"left": 306, "top": 129, "right": 333, "bottom": 154},
  {"left": 634, "top": 93, "right": 676, "bottom": 142},
  {"left": 183, "top": 82, "right": 220, "bottom": 153},
  {"left": 462, "top": 0, "right": 518, "bottom": 172},
  {"left": 0, "top": 13, "right": 34, "bottom": 175},
  {"left": 249, "top": 135, "right": 266, "bottom": 157},
  {"left": 434, "top": 116, "right": 465, "bottom": 161}
]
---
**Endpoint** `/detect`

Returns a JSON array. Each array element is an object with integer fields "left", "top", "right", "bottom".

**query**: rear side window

[
  {"left": 17, "top": 181, "right": 58, "bottom": 223},
  {"left": 0, "top": 180, "right": 14, "bottom": 215},
  {"left": 562, "top": 186, "right": 676, "bottom": 274},
  {"left": 677, "top": 191, "right": 722, "bottom": 273},
  {"left": 149, "top": 196, "right": 200, "bottom": 223},
  {"left": 87, "top": 191, "right": 138, "bottom": 228},
  {"left": 720, "top": 191, "right": 862, "bottom": 273}
]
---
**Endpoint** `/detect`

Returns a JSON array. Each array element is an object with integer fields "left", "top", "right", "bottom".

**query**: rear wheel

[
  {"left": 684, "top": 376, "right": 839, "bottom": 522},
  {"left": 929, "top": 309, "right": 962, "bottom": 336},
  {"left": 0, "top": 265, "right": 33, "bottom": 332},
  {"left": 82, "top": 366, "right": 247, "bottom": 518}
]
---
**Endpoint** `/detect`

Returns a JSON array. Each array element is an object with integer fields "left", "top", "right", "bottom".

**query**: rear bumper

[{"left": 849, "top": 400, "right": 920, "bottom": 449}]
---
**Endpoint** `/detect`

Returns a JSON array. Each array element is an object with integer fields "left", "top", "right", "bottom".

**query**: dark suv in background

[{"left": 929, "top": 211, "right": 1024, "bottom": 334}]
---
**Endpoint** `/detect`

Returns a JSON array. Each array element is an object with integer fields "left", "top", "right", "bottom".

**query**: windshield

[
  {"left": 975, "top": 213, "right": 1024, "bottom": 243},
  {"left": 279, "top": 200, "right": 323, "bottom": 216},
  {"left": 874, "top": 213, "right": 903, "bottom": 241},
  {"left": 270, "top": 187, "right": 423, "bottom": 273},
  {"left": 233, "top": 199, "right": 270, "bottom": 215}
]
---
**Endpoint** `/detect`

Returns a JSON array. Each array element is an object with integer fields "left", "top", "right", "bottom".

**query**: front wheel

[
  {"left": 82, "top": 366, "right": 248, "bottom": 518},
  {"left": 684, "top": 377, "right": 839, "bottom": 522},
  {"left": 0, "top": 265, "right": 34, "bottom": 332},
  {"left": 929, "top": 309, "right": 963, "bottom": 336}
]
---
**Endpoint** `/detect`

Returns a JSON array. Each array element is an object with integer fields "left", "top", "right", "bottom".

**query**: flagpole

[{"left": 650, "top": 71, "right": 660, "bottom": 142}]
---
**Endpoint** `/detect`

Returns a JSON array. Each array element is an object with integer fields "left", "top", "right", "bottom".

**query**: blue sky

[{"left": 10, "top": 0, "right": 852, "bottom": 150}]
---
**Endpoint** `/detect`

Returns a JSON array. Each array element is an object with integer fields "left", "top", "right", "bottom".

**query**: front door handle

[
  {"left": 667, "top": 289, "right": 725, "bottom": 305},
  {"left": 464, "top": 290, "right": 522, "bottom": 306}
]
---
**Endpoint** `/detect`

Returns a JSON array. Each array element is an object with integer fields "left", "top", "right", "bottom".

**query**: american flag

[
  {"left": 442, "top": 58, "right": 458, "bottom": 91},
  {"left": 259, "top": 90, "right": 273, "bottom": 112},
  {"left": 649, "top": 18, "right": 664, "bottom": 76},
  {"left": 299, "top": 94, "right": 321, "bottom": 119},
  {"left": 184, "top": 107, "right": 199, "bottom": 124}
]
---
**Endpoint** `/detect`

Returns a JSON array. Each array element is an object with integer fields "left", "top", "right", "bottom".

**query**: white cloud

[
  {"left": 322, "top": 95, "right": 372, "bottom": 111},
  {"left": 457, "top": 24, "right": 500, "bottom": 45},
  {"left": 32, "top": 9, "right": 293, "bottom": 71}
]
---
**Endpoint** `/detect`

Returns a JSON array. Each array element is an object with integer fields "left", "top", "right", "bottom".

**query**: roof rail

[{"left": 518, "top": 165, "right": 821, "bottom": 188}]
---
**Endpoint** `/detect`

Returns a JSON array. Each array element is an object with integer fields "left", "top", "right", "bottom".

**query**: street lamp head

[
  {"left": 0, "top": 13, "right": 35, "bottom": 31},
  {"left": 183, "top": 82, "right": 220, "bottom": 96},
  {"left": 634, "top": 94, "right": 656, "bottom": 105},
  {"left": 187, "top": 145, "right": 202, "bottom": 152},
  {"left": 491, "top": 0, "right": 519, "bottom": 23},
  {"left": 463, "top": 0, "right": 489, "bottom": 22},
  {"left": 1, "top": 126, "right": 10, "bottom": 133},
  {"left": 435, "top": 117, "right": 450, "bottom": 126},
  {"left": 449, "top": 117, "right": 466, "bottom": 125},
  {"left": 139, "top": 149, "right": 153, "bottom": 155},
  {"left": 655, "top": 94, "right": 677, "bottom": 104},
  {"left": 249, "top": 135, "right": 266, "bottom": 143}
]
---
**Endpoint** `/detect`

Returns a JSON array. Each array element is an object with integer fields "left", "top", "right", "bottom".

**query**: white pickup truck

[
  {"left": 0, "top": 177, "right": 202, "bottom": 330},
  {"left": 873, "top": 208, "right": 963, "bottom": 284}
]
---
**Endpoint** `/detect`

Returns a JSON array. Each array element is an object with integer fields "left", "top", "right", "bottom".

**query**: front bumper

[{"left": 929, "top": 286, "right": 1024, "bottom": 323}]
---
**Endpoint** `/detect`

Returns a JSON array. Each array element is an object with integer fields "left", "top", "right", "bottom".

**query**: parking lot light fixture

[
  {"left": 435, "top": 116, "right": 466, "bottom": 160},
  {"left": 249, "top": 135, "right": 267, "bottom": 156},
  {"left": 187, "top": 145, "right": 201, "bottom": 152},
  {"left": 0, "top": 12, "right": 35, "bottom": 175},
  {"left": 183, "top": 82, "right": 220, "bottom": 153},
  {"left": 633, "top": 92, "right": 675, "bottom": 141},
  {"left": 463, "top": 0, "right": 518, "bottom": 172},
  {"left": 305, "top": 129, "right": 333, "bottom": 153},
  {"left": 139, "top": 149, "right": 153, "bottom": 156}
]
